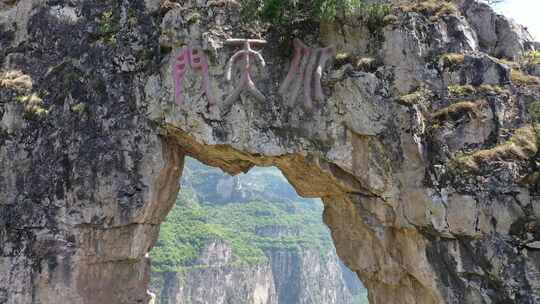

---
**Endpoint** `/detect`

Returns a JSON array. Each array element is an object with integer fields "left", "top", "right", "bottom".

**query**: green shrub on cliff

[
  {"left": 399, "top": 0, "right": 458, "bottom": 21},
  {"left": 151, "top": 194, "right": 333, "bottom": 272},
  {"left": 240, "top": 0, "right": 390, "bottom": 28},
  {"left": 524, "top": 51, "right": 540, "bottom": 67},
  {"left": 241, "top": 0, "right": 361, "bottom": 24},
  {"left": 151, "top": 189, "right": 267, "bottom": 272}
]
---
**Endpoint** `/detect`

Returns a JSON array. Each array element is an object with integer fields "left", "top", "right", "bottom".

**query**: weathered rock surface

[
  {"left": 1, "top": 1, "right": 540, "bottom": 304},
  {"left": 462, "top": 0, "right": 534, "bottom": 60}
]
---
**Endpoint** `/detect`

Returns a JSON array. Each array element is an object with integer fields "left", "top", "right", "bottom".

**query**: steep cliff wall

[
  {"left": 151, "top": 240, "right": 277, "bottom": 304},
  {"left": 1, "top": 0, "right": 540, "bottom": 304},
  {"left": 266, "top": 248, "right": 355, "bottom": 304},
  {"left": 151, "top": 243, "right": 357, "bottom": 304}
]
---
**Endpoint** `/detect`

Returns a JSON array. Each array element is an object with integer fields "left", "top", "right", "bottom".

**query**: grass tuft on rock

[
  {"left": 431, "top": 100, "right": 485, "bottom": 122},
  {"left": 440, "top": 53, "right": 465, "bottom": 70},
  {"left": 454, "top": 125, "right": 539, "bottom": 171},
  {"left": 524, "top": 51, "right": 540, "bottom": 66},
  {"left": 448, "top": 84, "right": 476, "bottom": 97},
  {"left": 0, "top": 70, "right": 32, "bottom": 92},
  {"left": 397, "top": 87, "right": 433, "bottom": 106},
  {"left": 477, "top": 84, "right": 507, "bottom": 95},
  {"left": 445, "top": 84, "right": 508, "bottom": 98},
  {"left": 17, "top": 93, "right": 48, "bottom": 118},
  {"left": 334, "top": 53, "right": 378, "bottom": 71},
  {"left": 494, "top": 57, "right": 520, "bottom": 69},
  {"left": 399, "top": 0, "right": 458, "bottom": 21},
  {"left": 511, "top": 69, "right": 540, "bottom": 86},
  {"left": 71, "top": 103, "right": 87, "bottom": 115}
]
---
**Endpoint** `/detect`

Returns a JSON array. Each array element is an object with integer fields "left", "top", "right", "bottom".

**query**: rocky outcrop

[
  {"left": 461, "top": 0, "right": 535, "bottom": 60},
  {"left": 1, "top": 1, "right": 540, "bottom": 304}
]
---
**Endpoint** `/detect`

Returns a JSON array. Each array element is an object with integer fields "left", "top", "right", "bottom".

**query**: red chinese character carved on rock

[
  {"left": 279, "top": 38, "right": 336, "bottom": 110},
  {"left": 172, "top": 46, "right": 216, "bottom": 109}
]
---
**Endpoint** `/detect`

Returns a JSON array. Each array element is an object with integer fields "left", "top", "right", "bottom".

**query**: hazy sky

[{"left": 492, "top": 0, "right": 540, "bottom": 40}]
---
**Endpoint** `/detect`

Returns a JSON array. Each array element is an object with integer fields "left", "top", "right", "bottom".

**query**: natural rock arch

[
  {"left": 1, "top": 1, "right": 539, "bottom": 304},
  {"left": 154, "top": 128, "right": 444, "bottom": 304}
]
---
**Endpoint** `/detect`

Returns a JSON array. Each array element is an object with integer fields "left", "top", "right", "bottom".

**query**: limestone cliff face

[
  {"left": 151, "top": 240, "right": 277, "bottom": 304},
  {"left": 1, "top": 1, "right": 540, "bottom": 304},
  {"left": 150, "top": 242, "right": 356, "bottom": 304},
  {"left": 265, "top": 248, "right": 354, "bottom": 304}
]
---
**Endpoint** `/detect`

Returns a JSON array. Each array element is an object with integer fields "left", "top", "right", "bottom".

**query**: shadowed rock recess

[{"left": 1, "top": 0, "right": 540, "bottom": 303}]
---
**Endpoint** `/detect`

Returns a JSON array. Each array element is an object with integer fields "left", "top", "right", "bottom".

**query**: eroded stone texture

[{"left": 1, "top": 1, "right": 540, "bottom": 304}]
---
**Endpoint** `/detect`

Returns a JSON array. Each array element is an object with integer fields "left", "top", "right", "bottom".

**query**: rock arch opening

[{"left": 148, "top": 155, "right": 367, "bottom": 303}]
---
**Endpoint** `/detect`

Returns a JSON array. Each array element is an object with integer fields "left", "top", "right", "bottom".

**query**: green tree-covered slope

[{"left": 151, "top": 158, "right": 334, "bottom": 273}]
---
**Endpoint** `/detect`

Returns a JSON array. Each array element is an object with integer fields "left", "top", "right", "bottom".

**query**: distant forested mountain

[{"left": 150, "top": 158, "right": 367, "bottom": 304}]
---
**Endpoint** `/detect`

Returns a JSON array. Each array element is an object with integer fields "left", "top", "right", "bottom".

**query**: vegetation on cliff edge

[{"left": 240, "top": 0, "right": 391, "bottom": 31}]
